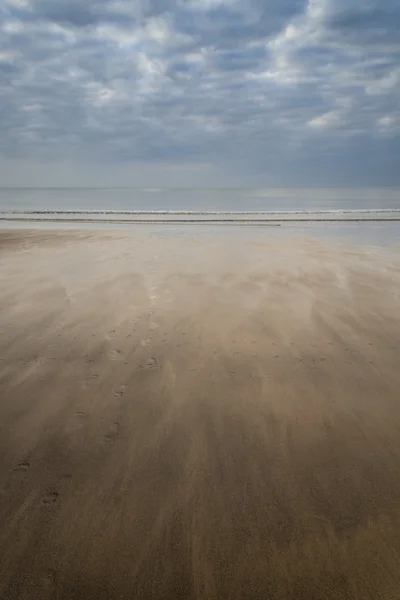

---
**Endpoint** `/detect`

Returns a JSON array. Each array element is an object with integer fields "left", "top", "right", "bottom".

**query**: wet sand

[{"left": 1, "top": 228, "right": 400, "bottom": 599}]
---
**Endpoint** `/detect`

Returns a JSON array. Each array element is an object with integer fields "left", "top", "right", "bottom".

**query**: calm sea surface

[{"left": 1, "top": 187, "right": 400, "bottom": 213}]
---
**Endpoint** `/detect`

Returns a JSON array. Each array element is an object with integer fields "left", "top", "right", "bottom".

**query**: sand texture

[{"left": 1, "top": 228, "right": 400, "bottom": 599}]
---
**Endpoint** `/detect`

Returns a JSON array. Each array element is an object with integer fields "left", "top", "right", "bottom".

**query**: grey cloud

[
  {"left": 23, "top": 0, "right": 138, "bottom": 28},
  {"left": 172, "top": 1, "right": 307, "bottom": 52},
  {"left": 212, "top": 46, "right": 266, "bottom": 71},
  {"left": 0, "top": 0, "right": 399, "bottom": 184}
]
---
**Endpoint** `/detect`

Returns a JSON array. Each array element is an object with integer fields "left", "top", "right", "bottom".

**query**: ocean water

[
  {"left": 1, "top": 187, "right": 400, "bottom": 248},
  {"left": 1, "top": 187, "right": 400, "bottom": 214}
]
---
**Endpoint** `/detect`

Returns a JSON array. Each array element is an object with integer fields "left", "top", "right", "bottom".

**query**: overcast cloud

[{"left": 0, "top": 0, "right": 399, "bottom": 186}]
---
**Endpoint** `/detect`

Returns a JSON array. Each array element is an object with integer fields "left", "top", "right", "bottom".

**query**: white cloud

[
  {"left": 378, "top": 115, "right": 395, "bottom": 126},
  {"left": 4, "top": 0, "right": 31, "bottom": 7},
  {"left": 308, "top": 111, "right": 342, "bottom": 128}
]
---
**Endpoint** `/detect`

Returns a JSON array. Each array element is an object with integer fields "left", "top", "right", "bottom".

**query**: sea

[
  {"left": 1, "top": 187, "right": 400, "bottom": 213},
  {"left": 1, "top": 187, "right": 400, "bottom": 246}
]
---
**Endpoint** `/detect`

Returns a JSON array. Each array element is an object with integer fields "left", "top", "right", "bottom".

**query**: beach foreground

[{"left": 1, "top": 228, "right": 400, "bottom": 599}]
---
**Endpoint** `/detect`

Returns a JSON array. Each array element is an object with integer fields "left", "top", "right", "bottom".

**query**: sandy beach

[{"left": 1, "top": 227, "right": 400, "bottom": 599}]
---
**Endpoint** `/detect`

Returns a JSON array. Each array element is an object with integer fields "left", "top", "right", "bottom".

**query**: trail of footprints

[
  {"left": 12, "top": 462, "right": 58, "bottom": 506},
  {"left": 6, "top": 317, "right": 164, "bottom": 590},
  {"left": 11, "top": 381, "right": 125, "bottom": 511},
  {"left": 10, "top": 323, "right": 163, "bottom": 560}
]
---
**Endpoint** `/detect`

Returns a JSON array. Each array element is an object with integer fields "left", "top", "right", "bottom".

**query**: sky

[{"left": 0, "top": 0, "right": 399, "bottom": 187}]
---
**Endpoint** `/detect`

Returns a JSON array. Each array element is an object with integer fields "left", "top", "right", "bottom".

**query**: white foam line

[{"left": 1, "top": 209, "right": 400, "bottom": 216}]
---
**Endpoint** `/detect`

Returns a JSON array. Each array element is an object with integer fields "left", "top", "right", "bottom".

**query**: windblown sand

[{"left": 1, "top": 228, "right": 400, "bottom": 599}]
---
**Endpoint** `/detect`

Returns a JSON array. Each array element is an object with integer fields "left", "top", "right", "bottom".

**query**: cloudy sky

[{"left": 0, "top": 0, "right": 399, "bottom": 186}]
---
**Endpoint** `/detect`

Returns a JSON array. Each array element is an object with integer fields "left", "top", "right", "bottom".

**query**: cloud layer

[{"left": 0, "top": 0, "right": 399, "bottom": 184}]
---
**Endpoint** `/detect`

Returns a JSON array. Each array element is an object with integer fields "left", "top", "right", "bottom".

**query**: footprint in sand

[
  {"left": 143, "top": 357, "right": 159, "bottom": 370},
  {"left": 13, "top": 462, "right": 30, "bottom": 472},
  {"left": 103, "top": 422, "right": 120, "bottom": 443},
  {"left": 42, "top": 491, "right": 59, "bottom": 505},
  {"left": 112, "top": 385, "right": 126, "bottom": 398}
]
